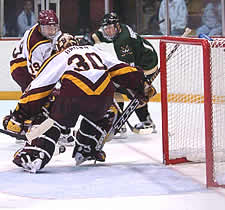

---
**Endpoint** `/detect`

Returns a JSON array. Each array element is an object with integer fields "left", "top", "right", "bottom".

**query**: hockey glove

[
  {"left": 4, "top": 104, "right": 29, "bottom": 134},
  {"left": 133, "top": 79, "right": 149, "bottom": 105}
]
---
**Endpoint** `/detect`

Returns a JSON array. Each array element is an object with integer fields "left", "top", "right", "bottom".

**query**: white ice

[{"left": 0, "top": 101, "right": 225, "bottom": 210}]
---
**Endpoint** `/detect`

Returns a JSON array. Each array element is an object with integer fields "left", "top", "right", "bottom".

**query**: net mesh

[{"left": 164, "top": 38, "right": 225, "bottom": 185}]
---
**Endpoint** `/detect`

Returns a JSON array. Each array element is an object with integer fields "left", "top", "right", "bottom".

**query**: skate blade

[
  {"left": 113, "top": 134, "right": 128, "bottom": 139},
  {"left": 133, "top": 127, "right": 155, "bottom": 134}
]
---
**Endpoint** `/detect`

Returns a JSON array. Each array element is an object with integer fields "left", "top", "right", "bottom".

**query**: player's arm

[
  {"left": 10, "top": 39, "right": 34, "bottom": 92},
  {"left": 91, "top": 32, "right": 101, "bottom": 44},
  {"left": 78, "top": 30, "right": 103, "bottom": 46},
  {"left": 82, "top": 29, "right": 112, "bottom": 45},
  {"left": 134, "top": 36, "right": 158, "bottom": 76},
  {"left": 5, "top": 51, "right": 67, "bottom": 132}
]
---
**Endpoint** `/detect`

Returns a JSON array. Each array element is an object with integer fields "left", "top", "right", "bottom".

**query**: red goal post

[{"left": 160, "top": 36, "right": 225, "bottom": 187}]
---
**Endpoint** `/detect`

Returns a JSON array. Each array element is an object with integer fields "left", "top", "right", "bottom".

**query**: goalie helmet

[
  {"left": 56, "top": 33, "right": 80, "bottom": 52},
  {"left": 100, "top": 12, "right": 120, "bottom": 41},
  {"left": 38, "top": 10, "right": 60, "bottom": 40}
]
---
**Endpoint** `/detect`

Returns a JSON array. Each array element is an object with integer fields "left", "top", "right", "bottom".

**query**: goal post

[{"left": 160, "top": 36, "right": 225, "bottom": 187}]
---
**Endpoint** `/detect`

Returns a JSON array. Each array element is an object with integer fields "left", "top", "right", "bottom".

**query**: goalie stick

[
  {"left": 112, "top": 99, "right": 153, "bottom": 134},
  {"left": 0, "top": 128, "right": 27, "bottom": 140},
  {"left": 100, "top": 96, "right": 140, "bottom": 147}
]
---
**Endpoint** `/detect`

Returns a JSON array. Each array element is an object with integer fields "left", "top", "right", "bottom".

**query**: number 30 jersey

[{"left": 18, "top": 44, "right": 145, "bottom": 116}]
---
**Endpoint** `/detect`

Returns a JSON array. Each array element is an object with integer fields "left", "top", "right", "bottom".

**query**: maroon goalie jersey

[{"left": 17, "top": 44, "right": 145, "bottom": 117}]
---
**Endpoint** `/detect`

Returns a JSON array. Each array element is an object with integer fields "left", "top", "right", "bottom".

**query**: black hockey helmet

[
  {"left": 101, "top": 12, "right": 120, "bottom": 41},
  {"left": 101, "top": 12, "right": 119, "bottom": 27}
]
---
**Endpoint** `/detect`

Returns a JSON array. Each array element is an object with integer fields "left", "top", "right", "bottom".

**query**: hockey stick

[
  {"left": 147, "top": 27, "right": 192, "bottom": 85},
  {"left": 112, "top": 98, "right": 153, "bottom": 134},
  {"left": 198, "top": 33, "right": 213, "bottom": 41},
  {"left": 0, "top": 128, "right": 27, "bottom": 140},
  {"left": 101, "top": 96, "right": 140, "bottom": 145},
  {"left": 92, "top": 96, "right": 141, "bottom": 164}
]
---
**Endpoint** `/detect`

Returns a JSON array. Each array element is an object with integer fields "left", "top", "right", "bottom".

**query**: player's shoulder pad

[{"left": 124, "top": 24, "right": 137, "bottom": 39}]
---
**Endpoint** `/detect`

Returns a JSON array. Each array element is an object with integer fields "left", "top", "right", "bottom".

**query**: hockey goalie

[{"left": 4, "top": 33, "right": 149, "bottom": 173}]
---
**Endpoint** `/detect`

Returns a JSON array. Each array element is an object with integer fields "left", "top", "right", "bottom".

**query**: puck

[{"left": 59, "top": 145, "right": 66, "bottom": 153}]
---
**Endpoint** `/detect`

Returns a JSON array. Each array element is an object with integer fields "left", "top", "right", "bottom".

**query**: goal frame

[{"left": 160, "top": 36, "right": 223, "bottom": 187}]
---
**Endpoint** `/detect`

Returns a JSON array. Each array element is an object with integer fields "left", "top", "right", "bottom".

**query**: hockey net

[{"left": 160, "top": 36, "right": 225, "bottom": 187}]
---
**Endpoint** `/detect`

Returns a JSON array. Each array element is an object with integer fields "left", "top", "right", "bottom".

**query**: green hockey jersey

[{"left": 92, "top": 24, "right": 158, "bottom": 75}]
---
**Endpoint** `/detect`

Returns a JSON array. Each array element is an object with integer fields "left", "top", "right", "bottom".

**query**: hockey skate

[
  {"left": 58, "top": 134, "right": 75, "bottom": 146},
  {"left": 58, "top": 128, "right": 75, "bottom": 146},
  {"left": 113, "top": 124, "right": 128, "bottom": 139},
  {"left": 134, "top": 115, "right": 157, "bottom": 134},
  {"left": 72, "top": 141, "right": 106, "bottom": 165}
]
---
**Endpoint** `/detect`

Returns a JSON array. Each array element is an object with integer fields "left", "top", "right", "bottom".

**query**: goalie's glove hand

[
  {"left": 4, "top": 104, "right": 29, "bottom": 134},
  {"left": 133, "top": 77, "right": 157, "bottom": 105},
  {"left": 2, "top": 110, "right": 13, "bottom": 130},
  {"left": 132, "top": 79, "right": 149, "bottom": 105}
]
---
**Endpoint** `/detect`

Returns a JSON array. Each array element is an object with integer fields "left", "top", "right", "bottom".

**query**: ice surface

[{"left": 0, "top": 101, "right": 225, "bottom": 210}]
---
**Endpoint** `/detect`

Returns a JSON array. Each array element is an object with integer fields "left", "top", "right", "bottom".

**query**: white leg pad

[{"left": 26, "top": 118, "right": 55, "bottom": 142}]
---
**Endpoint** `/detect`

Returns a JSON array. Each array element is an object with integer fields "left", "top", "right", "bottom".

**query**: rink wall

[{"left": 0, "top": 38, "right": 161, "bottom": 101}]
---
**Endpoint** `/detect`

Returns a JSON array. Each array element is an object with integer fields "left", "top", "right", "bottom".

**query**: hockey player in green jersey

[{"left": 86, "top": 12, "right": 158, "bottom": 137}]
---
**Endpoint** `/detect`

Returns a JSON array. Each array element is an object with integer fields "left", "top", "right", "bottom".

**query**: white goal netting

[{"left": 161, "top": 37, "right": 225, "bottom": 187}]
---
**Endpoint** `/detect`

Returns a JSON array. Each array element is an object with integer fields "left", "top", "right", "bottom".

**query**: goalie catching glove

[
  {"left": 3, "top": 104, "right": 30, "bottom": 134},
  {"left": 128, "top": 76, "right": 156, "bottom": 105}
]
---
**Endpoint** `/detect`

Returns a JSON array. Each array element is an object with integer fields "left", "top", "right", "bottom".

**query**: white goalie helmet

[{"left": 56, "top": 33, "right": 80, "bottom": 52}]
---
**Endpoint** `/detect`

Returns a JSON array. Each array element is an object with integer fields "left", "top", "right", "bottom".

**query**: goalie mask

[
  {"left": 100, "top": 12, "right": 120, "bottom": 41},
  {"left": 38, "top": 10, "right": 60, "bottom": 40},
  {"left": 56, "top": 33, "right": 80, "bottom": 52}
]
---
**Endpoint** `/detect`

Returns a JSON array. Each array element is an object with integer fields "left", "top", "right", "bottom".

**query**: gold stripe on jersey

[
  {"left": 28, "top": 40, "right": 50, "bottom": 61},
  {"left": 27, "top": 26, "right": 36, "bottom": 51},
  {"left": 10, "top": 60, "right": 27, "bottom": 74},
  {"left": 61, "top": 74, "right": 111, "bottom": 95},
  {"left": 19, "top": 89, "right": 52, "bottom": 104},
  {"left": 35, "top": 52, "right": 61, "bottom": 78},
  {"left": 26, "top": 25, "right": 50, "bottom": 61},
  {"left": 109, "top": 66, "right": 137, "bottom": 78}
]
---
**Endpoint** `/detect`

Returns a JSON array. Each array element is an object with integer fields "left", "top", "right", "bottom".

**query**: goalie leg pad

[
  {"left": 13, "top": 147, "right": 46, "bottom": 173},
  {"left": 13, "top": 123, "right": 61, "bottom": 172},
  {"left": 72, "top": 108, "right": 117, "bottom": 165},
  {"left": 73, "top": 118, "right": 106, "bottom": 156}
]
